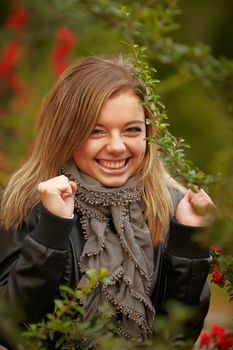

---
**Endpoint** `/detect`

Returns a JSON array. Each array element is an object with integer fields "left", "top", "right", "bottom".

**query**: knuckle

[
  {"left": 37, "top": 183, "right": 47, "bottom": 193},
  {"left": 37, "top": 182, "right": 44, "bottom": 192},
  {"left": 60, "top": 175, "right": 68, "bottom": 181},
  {"left": 37, "top": 181, "right": 49, "bottom": 193}
]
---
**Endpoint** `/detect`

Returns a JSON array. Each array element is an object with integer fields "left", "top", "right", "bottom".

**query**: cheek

[
  {"left": 73, "top": 149, "right": 83, "bottom": 168},
  {"left": 131, "top": 138, "right": 146, "bottom": 162},
  {"left": 138, "top": 138, "right": 147, "bottom": 156},
  {"left": 72, "top": 143, "right": 90, "bottom": 167},
  {"left": 73, "top": 139, "right": 103, "bottom": 165}
]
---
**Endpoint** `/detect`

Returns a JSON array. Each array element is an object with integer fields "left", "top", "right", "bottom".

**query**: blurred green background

[{"left": 0, "top": 0, "right": 232, "bottom": 329}]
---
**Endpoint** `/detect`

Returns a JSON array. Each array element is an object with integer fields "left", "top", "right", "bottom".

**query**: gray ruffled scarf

[{"left": 62, "top": 159, "right": 155, "bottom": 341}]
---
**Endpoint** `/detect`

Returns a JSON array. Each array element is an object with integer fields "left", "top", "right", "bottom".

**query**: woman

[{"left": 0, "top": 55, "right": 214, "bottom": 344}]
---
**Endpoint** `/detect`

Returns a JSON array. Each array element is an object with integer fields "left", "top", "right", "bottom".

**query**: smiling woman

[
  {"left": 73, "top": 89, "right": 146, "bottom": 187},
  {"left": 0, "top": 54, "right": 215, "bottom": 347}
]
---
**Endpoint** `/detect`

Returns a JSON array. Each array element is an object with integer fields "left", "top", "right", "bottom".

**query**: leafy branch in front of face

[
  {"left": 131, "top": 44, "right": 219, "bottom": 191},
  {"left": 131, "top": 46, "right": 233, "bottom": 302}
]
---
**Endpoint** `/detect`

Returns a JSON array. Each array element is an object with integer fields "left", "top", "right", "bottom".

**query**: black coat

[{"left": 0, "top": 195, "right": 211, "bottom": 344}]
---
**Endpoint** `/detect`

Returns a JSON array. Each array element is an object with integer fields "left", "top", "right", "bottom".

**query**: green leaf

[
  {"left": 55, "top": 335, "right": 65, "bottom": 348},
  {"left": 55, "top": 300, "right": 64, "bottom": 310},
  {"left": 86, "top": 268, "right": 98, "bottom": 280}
]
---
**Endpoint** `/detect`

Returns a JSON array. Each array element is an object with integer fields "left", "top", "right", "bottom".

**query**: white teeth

[{"left": 98, "top": 160, "right": 126, "bottom": 169}]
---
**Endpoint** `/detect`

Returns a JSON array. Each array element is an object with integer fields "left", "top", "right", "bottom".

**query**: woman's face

[{"left": 73, "top": 90, "right": 146, "bottom": 187}]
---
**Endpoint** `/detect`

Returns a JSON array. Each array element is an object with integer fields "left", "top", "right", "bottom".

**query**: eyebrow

[{"left": 95, "top": 120, "right": 145, "bottom": 127}]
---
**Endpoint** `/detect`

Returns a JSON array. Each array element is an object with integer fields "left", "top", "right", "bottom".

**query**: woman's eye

[
  {"left": 125, "top": 127, "right": 142, "bottom": 134},
  {"left": 90, "top": 129, "right": 105, "bottom": 137}
]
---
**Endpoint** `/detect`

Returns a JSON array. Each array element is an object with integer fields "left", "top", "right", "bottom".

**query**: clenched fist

[
  {"left": 37, "top": 175, "right": 77, "bottom": 218},
  {"left": 176, "top": 189, "right": 216, "bottom": 227}
]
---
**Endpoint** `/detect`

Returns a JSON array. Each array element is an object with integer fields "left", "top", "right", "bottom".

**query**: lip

[{"left": 95, "top": 158, "right": 130, "bottom": 174}]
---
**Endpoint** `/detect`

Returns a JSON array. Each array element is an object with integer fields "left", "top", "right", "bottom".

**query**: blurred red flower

[
  {"left": 4, "top": 7, "right": 31, "bottom": 30},
  {"left": 211, "top": 324, "right": 226, "bottom": 338},
  {"left": 215, "top": 333, "right": 233, "bottom": 350},
  {"left": 51, "top": 45, "right": 70, "bottom": 61},
  {"left": 56, "top": 28, "right": 76, "bottom": 49},
  {"left": 50, "top": 27, "right": 77, "bottom": 77},
  {"left": 199, "top": 326, "right": 233, "bottom": 350},
  {"left": 1, "top": 6, "right": 30, "bottom": 100},
  {"left": 211, "top": 271, "right": 225, "bottom": 286},
  {"left": 53, "top": 60, "right": 69, "bottom": 78},
  {"left": 199, "top": 330, "right": 211, "bottom": 348},
  {"left": 210, "top": 261, "right": 218, "bottom": 269},
  {"left": 0, "top": 41, "right": 21, "bottom": 75},
  {"left": 211, "top": 246, "right": 222, "bottom": 255},
  {"left": 0, "top": 41, "right": 23, "bottom": 96}
]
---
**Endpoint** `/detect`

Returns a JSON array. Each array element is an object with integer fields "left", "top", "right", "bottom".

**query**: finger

[
  {"left": 200, "top": 188, "right": 212, "bottom": 201},
  {"left": 190, "top": 189, "right": 212, "bottom": 206},
  {"left": 60, "top": 181, "right": 77, "bottom": 199},
  {"left": 61, "top": 191, "right": 74, "bottom": 199},
  {"left": 70, "top": 181, "right": 77, "bottom": 194},
  {"left": 189, "top": 189, "right": 216, "bottom": 215},
  {"left": 37, "top": 181, "right": 52, "bottom": 193},
  {"left": 38, "top": 176, "right": 72, "bottom": 195},
  {"left": 186, "top": 189, "right": 192, "bottom": 203}
]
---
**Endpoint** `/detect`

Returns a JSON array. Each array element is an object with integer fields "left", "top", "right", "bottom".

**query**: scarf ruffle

[{"left": 62, "top": 160, "right": 155, "bottom": 341}]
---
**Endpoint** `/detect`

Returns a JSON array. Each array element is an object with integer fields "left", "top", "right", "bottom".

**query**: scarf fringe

[
  {"left": 62, "top": 167, "right": 142, "bottom": 206},
  {"left": 118, "top": 326, "right": 143, "bottom": 342},
  {"left": 118, "top": 207, "right": 152, "bottom": 292},
  {"left": 102, "top": 285, "right": 153, "bottom": 335},
  {"left": 80, "top": 211, "right": 152, "bottom": 294}
]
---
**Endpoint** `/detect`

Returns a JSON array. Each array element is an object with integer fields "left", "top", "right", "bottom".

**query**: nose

[{"left": 106, "top": 134, "right": 127, "bottom": 155}]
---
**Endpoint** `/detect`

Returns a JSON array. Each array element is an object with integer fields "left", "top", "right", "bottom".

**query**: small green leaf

[
  {"left": 86, "top": 268, "right": 98, "bottom": 280},
  {"left": 55, "top": 300, "right": 64, "bottom": 309}
]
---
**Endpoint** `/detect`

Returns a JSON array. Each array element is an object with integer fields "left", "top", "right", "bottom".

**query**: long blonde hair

[{"left": 0, "top": 54, "right": 182, "bottom": 245}]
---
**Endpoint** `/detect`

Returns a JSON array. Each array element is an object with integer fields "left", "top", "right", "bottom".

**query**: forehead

[{"left": 97, "top": 91, "right": 145, "bottom": 125}]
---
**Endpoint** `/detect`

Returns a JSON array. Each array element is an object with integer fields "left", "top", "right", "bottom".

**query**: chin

[
  {"left": 103, "top": 182, "right": 126, "bottom": 188},
  {"left": 100, "top": 177, "right": 128, "bottom": 188}
]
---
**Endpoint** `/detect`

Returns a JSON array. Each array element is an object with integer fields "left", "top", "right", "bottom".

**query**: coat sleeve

[
  {"left": 0, "top": 206, "right": 76, "bottom": 323},
  {"left": 151, "top": 218, "right": 211, "bottom": 342}
]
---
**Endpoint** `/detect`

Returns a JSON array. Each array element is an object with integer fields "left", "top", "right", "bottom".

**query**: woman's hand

[
  {"left": 37, "top": 175, "right": 77, "bottom": 218},
  {"left": 176, "top": 188, "right": 216, "bottom": 227}
]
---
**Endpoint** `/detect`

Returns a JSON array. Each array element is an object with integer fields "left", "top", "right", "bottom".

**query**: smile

[{"left": 97, "top": 159, "right": 127, "bottom": 169}]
